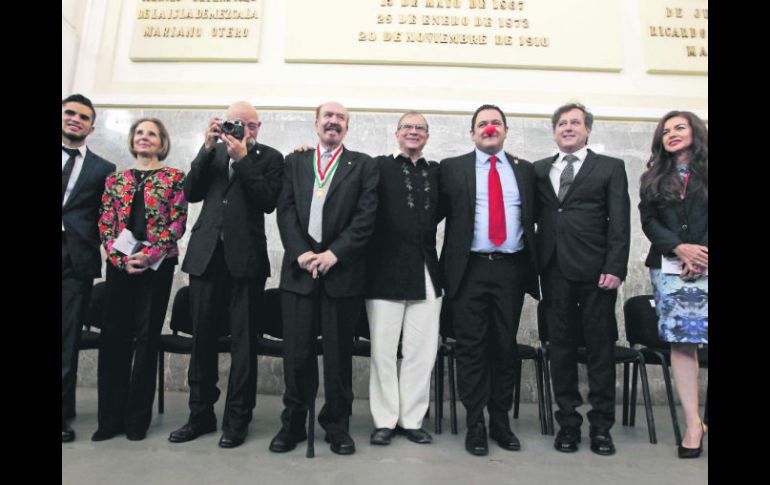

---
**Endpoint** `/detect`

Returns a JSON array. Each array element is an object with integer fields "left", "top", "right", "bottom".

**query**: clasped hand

[
  {"left": 126, "top": 251, "right": 150, "bottom": 274},
  {"left": 673, "top": 243, "right": 708, "bottom": 281},
  {"left": 297, "top": 250, "right": 338, "bottom": 279}
]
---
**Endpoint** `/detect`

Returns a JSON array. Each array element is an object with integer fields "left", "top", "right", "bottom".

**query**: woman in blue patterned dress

[{"left": 639, "top": 111, "right": 708, "bottom": 458}]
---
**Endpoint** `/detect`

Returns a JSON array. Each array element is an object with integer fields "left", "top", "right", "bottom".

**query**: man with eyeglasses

[
  {"left": 169, "top": 101, "right": 284, "bottom": 449},
  {"left": 439, "top": 104, "right": 539, "bottom": 456},
  {"left": 62, "top": 94, "right": 116, "bottom": 442},
  {"left": 365, "top": 112, "right": 442, "bottom": 446}
]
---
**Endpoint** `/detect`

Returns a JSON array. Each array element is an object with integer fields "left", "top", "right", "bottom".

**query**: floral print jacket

[{"left": 99, "top": 167, "right": 188, "bottom": 270}]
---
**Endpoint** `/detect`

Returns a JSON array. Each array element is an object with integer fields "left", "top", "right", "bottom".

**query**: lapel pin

[{"left": 256, "top": 150, "right": 260, "bottom": 155}]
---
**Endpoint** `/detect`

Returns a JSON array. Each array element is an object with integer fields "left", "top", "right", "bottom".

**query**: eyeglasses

[{"left": 398, "top": 124, "right": 428, "bottom": 133}]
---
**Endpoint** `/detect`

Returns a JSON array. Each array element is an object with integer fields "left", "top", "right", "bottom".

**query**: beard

[
  {"left": 62, "top": 128, "right": 86, "bottom": 143},
  {"left": 246, "top": 136, "right": 257, "bottom": 149}
]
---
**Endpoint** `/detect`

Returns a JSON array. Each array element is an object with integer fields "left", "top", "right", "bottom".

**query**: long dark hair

[{"left": 640, "top": 111, "right": 708, "bottom": 202}]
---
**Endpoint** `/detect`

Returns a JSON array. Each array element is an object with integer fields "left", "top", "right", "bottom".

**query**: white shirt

[
  {"left": 62, "top": 144, "right": 87, "bottom": 231},
  {"left": 62, "top": 144, "right": 87, "bottom": 207},
  {"left": 549, "top": 146, "right": 588, "bottom": 195}
]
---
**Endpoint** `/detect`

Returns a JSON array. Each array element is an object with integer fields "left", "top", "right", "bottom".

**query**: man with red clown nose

[{"left": 438, "top": 104, "right": 539, "bottom": 456}]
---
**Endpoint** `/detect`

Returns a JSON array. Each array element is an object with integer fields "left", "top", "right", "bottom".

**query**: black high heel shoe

[{"left": 677, "top": 422, "right": 706, "bottom": 459}]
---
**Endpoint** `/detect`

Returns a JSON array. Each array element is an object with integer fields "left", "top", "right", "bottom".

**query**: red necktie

[{"left": 487, "top": 156, "right": 506, "bottom": 246}]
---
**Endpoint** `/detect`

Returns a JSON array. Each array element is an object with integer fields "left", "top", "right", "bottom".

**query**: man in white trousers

[{"left": 364, "top": 112, "right": 443, "bottom": 445}]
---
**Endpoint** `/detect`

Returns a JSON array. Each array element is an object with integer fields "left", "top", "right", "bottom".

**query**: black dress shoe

[
  {"left": 589, "top": 430, "right": 616, "bottom": 456},
  {"left": 168, "top": 421, "right": 217, "bottom": 443},
  {"left": 126, "top": 429, "right": 147, "bottom": 441},
  {"left": 219, "top": 429, "right": 247, "bottom": 448},
  {"left": 325, "top": 430, "right": 356, "bottom": 455},
  {"left": 269, "top": 430, "right": 306, "bottom": 453},
  {"left": 554, "top": 427, "right": 581, "bottom": 453},
  {"left": 489, "top": 427, "right": 521, "bottom": 451},
  {"left": 91, "top": 427, "right": 125, "bottom": 442},
  {"left": 678, "top": 423, "right": 706, "bottom": 459},
  {"left": 465, "top": 423, "right": 488, "bottom": 456},
  {"left": 398, "top": 427, "right": 433, "bottom": 444},
  {"left": 370, "top": 428, "right": 395, "bottom": 445},
  {"left": 62, "top": 421, "right": 75, "bottom": 443}
]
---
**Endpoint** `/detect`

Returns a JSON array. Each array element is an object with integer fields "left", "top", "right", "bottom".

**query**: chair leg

[
  {"left": 448, "top": 350, "right": 458, "bottom": 435},
  {"left": 534, "top": 352, "right": 547, "bottom": 435},
  {"left": 622, "top": 362, "right": 630, "bottom": 426},
  {"left": 630, "top": 362, "right": 639, "bottom": 426},
  {"left": 656, "top": 350, "right": 682, "bottom": 445},
  {"left": 434, "top": 351, "right": 442, "bottom": 434},
  {"left": 637, "top": 356, "right": 657, "bottom": 444},
  {"left": 542, "top": 348, "right": 555, "bottom": 435},
  {"left": 157, "top": 350, "right": 165, "bottom": 414},
  {"left": 513, "top": 359, "right": 522, "bottom": 419}
]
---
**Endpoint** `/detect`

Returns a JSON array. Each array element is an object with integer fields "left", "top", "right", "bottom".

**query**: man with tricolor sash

[{"left": 270, "top": 101, "right": 379, "bottom": 456}]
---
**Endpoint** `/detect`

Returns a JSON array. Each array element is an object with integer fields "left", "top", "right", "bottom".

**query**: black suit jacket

[
  {"left": 277, "top": 147, "right": 378, "bottom": 298},
  {"left": 181, "top": 142, "right": 284, "bottom": 279},
  {"left": 639, "top": 178, "right": 707, "bottom": 268},
  {"left": 533, "top": 149, "right": 630, "bottom": 282},
  {"left": 62, "top": 148, "right": 116, "bottom": 279},
  {"left": 438, "top": 151, "right": 539, "bottom": 300}
]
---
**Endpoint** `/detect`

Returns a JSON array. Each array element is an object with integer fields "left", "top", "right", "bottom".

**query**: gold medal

[{"left": 316, "top": 187, "right": 326, "bottom": 198}]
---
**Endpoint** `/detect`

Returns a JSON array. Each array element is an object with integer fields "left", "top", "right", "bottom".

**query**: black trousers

[
  {"left": 279, "top": 286, "right": 361, "bottom": 437},
  {"left": 62, "top": 233, "right": 92, "bottom": 420},
  {"left": 451, "top": 253, "right": 527, "bottom": 431},
  {"left": 187, "top": 241, "right": 265, "bottom": 432},
  {"left": 541, "top": 257, "right": 618, "bottom": 432},
  {"left": 97, "top": 259, "right": 175, "bottom": 433}
]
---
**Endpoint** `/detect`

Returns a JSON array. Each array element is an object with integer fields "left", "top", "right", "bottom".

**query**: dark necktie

[
  {"left": 62, "top": 147, "right": 79, "bottom": 203},
  {"left": 558, "top": 154, "right": 578, "bottom": 202},
  {"left": 487, "top": 156, "right": 506, "bottom": 246}
]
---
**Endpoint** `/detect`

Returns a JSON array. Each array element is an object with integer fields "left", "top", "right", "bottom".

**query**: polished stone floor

[{"left": 62, "top": 387, "right": 707, "bottom": 485}]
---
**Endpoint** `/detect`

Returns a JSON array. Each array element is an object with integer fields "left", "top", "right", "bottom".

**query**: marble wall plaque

[
  {"left": 285, "top": 0, "right": 622, "bottom": 72},
  {"left": 641, "top": 0, "right": 708, "bottom": 74},
  {"left": 129, "top": 0, "right": 264, "bottom": 61}
]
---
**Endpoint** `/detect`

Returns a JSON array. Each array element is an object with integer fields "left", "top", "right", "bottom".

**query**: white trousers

[{"left": 365, "top": 266, "right": 441, "bottom": 430}]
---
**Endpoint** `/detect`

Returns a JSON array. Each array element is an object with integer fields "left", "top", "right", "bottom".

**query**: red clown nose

[{"left": 483, "top": 125, "right": 497, "bottom": 135}]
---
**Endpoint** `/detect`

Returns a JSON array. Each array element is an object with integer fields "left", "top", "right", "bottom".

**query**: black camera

[{"left": 220, "top": 120, "right": 245, "bottom": 140}]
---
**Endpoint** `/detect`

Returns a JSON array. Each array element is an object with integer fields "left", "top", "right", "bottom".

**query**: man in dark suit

[
  {"left": 533, "top": 103, "right": 630, "bottom": 456},
  {"left": 439, "top": 104, "right": 539, "bottom": 456},
  {"left": 268, "top": 101, "right": 378, "bottom": 456},
  {"left": 62, "top": 94, "right": 116, "bottom": 442},
  {"left": 168, "top": 101, "right": 284, "bottom": 449}
]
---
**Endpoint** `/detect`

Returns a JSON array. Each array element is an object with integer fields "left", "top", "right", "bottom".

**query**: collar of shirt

[
  {"left": 555, "top": 146, "right": 588, "bottom": 165},
  {"left": 62, "top": 144, "right": 87, "bottom": 159},
  {"left": 394, "top": 151, "right": 426, "bottom": 166},
  {"left": 474, "top": 148, "right": 507, "bottom": 168}
]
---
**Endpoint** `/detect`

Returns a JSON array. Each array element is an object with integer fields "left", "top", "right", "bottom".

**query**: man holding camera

[{"left": 168, "top": 101, "right": 284, "bottom": 449}]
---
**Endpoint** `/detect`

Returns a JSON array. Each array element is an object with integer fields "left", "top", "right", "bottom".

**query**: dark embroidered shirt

[{"left": 365, "top": 154, "right": 442, "bottom": 300}]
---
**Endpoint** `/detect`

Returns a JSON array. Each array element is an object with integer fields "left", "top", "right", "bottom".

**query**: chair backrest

[
  {"left": 258, "top": 288, "right": 283, "bottom": 339},
  {"left": 84, "top": 281, "right": 107, "bottom": 329},
  {"left": 170, "top": 286, "right": 193, "bottom": 335},
  {"left": 624, "top": 294, "right": 667, "bottom": 348}
]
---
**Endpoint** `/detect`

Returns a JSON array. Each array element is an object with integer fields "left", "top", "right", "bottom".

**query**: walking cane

[{"left": 306, "top": 276, "right": 321, "bottom": 458}]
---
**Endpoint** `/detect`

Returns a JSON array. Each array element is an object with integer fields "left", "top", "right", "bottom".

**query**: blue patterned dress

[
  {"left": 650, "top": 268, "right": 708, "bottom": 343},
  {"left": 648, "top": 165, "right": 708, "bottom": 344}
]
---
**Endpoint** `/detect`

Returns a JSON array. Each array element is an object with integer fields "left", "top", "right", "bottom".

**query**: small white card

[
  {"left": 113, "top": 229, "right": 144, "bottom": 256},
  {"left": 113, "top": 229, "right": 165, "bottom": 271}
]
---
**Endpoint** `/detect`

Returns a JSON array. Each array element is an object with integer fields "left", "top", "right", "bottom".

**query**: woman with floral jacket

[{"left": 93, "top": 117, "right": 187, "bottom": 441}]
